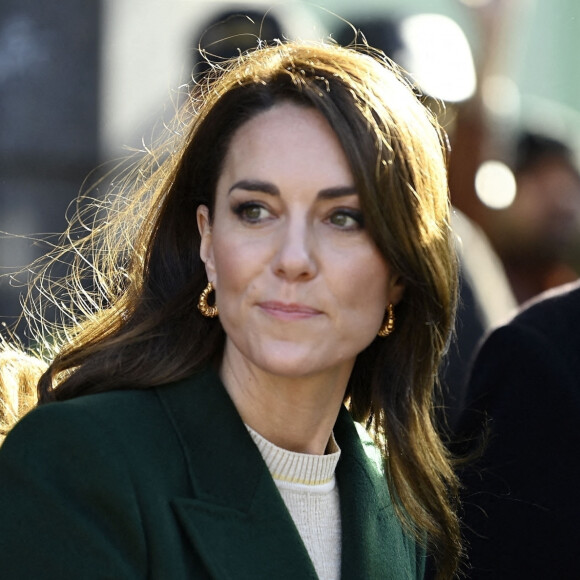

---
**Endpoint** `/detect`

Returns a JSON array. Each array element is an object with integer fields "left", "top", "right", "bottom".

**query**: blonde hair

[{"left": 0, "top": 343, "right": 46, "bottom": 442}]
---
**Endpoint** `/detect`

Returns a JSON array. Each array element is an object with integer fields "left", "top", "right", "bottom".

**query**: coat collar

[
  {"left": 156, "top": 369, "right": 416, "bottom": 579},
  {"left": 334, "top": 407, "right": 420, "bottom": 579}
]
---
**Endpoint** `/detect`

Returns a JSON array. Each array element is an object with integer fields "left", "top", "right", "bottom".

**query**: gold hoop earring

[
  {"left": 198, "top": 282, "right": 219, "bottom": 318},
  {"left": 378, "top": 303, "right": 395, "bottom": 337}
]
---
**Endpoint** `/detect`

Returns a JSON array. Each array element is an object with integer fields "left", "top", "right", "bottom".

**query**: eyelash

[
  {"left": 327, "top": 208, "right": 365, "bottom": 231},
  {"left": 232, "top": 201, "right": 271, "bottom": 223},
  {"left": 231, "top": 201, "right": 364, "bottom": 231}
]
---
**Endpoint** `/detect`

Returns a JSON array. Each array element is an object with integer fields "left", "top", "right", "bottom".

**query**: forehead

[{"left": 218, "top": 103, "right": 355, "bottom": 191}]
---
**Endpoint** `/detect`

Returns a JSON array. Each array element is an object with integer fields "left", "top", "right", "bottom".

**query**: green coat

[{"left": 0, "top": 369, "right": 425, "bottom": 579}]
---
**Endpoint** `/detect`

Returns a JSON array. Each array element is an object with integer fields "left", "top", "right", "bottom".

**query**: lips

[{"left": 258, "top": 301, "right": 322, "bottom": 320}]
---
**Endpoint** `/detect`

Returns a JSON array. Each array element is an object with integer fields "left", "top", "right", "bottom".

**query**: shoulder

[
  {"left": 512, "top": 280, "right": 580, "bottom": 331},
  {"left": 0, "top": 372, "right": 209, "bottom": 469},
  {"left": 465, "top": 314, "right": 579, "bottom": 416},
  {"left": 457, "top": 282, "right": 580, "bottom": 446},
  {"left": 499, "top": 280, "right": 580, "bottom": 357},
  {"left": 4, "top": 369, "right": 216, "bottom": 442},
  {"left": 0, "top": 388, "right": 159, "bottom": 477},
  {"left": 5, "top": 387, "right": 155, "bottom": 441},
  {"left": 472, "top": 280, "right": 580, "bottom": 378}
]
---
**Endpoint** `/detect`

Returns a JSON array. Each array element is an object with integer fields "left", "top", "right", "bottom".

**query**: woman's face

[{"left": 197, "top": 102, "right": 404, "bottom": 382}]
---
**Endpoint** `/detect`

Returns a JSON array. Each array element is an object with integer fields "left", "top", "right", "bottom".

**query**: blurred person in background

[
  {"left": 485, "top": 130, "right": 580, "bottom": 304},
  {"left": 440, "top": 0, "right": 580, "bottom": 305},
  {"left": 191, "top": 8, "right": 284, "bottom": 77}
]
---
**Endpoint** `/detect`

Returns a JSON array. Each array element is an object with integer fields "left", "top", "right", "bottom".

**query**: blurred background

[{"left": 1, "top": 0, "right": 580, "bottom": 357}]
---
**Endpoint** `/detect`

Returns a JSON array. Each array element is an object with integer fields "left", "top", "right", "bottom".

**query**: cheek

[
  {"left": 213, "top": 242, "right": 245, "bottom": 289},
  {"left": 211, "top": 233, "right": 266, "bottom": 297},
  {"left": 340, "top": 253, "right": 390, "bottom": 315}
]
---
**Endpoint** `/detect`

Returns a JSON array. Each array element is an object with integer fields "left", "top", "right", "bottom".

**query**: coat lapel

[
  {"left": 156, "top": 369, "right": 317, "bottom": 580},
  {"left": 157, "top": 370, "right": 420, "bottom": 579},
  {"left": 334, "top": 407, "right": 421, "bottom": 580}
]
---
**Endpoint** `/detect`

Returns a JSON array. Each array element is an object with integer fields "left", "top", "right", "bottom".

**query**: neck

[{"left": 219, "top": 349, "right": 351, "bottom": 455}]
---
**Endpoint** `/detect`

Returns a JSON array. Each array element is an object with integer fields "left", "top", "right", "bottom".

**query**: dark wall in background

[{"left": 0, "top": 0, "right": 101, "bottom": 333}]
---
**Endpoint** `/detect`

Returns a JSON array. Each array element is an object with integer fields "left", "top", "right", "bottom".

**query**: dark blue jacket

[{"left": 457, "top": 281, "right": 580, "bottom": 579}]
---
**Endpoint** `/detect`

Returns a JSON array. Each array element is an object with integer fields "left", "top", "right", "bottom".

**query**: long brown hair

[{"left": 20, "top": 42, "right": 459, "bottom": 577}]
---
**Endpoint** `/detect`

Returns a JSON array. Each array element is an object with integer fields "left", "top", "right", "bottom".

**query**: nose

[{"left": 272, "top": 217, "right": 318, "bottom": 281}]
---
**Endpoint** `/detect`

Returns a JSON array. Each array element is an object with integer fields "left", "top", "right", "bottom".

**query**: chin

[
  {"left": 257, "top": 358, "right": 320, "bottom": 379},
  {"left": 255, "top": 350, "right": 355, "bottom": 382}
]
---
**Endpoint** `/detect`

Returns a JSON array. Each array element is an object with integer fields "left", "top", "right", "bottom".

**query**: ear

[
  {"left": 387, "top": 272, "right": 405, "bottom": 307},
  {"left": 197, "top": 205, "right": 216, "bottom": 281}
]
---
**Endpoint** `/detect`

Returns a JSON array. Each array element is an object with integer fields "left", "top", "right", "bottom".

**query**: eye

[
  {"left": 232, "top": 202, "right": 272, "bottom": 223},
  {"left": 327, "top": 209, "right": 364, "bottom": 230}
]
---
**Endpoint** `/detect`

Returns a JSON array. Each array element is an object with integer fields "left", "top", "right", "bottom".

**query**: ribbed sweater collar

[{"left": 246, "top": 425, "right": 341, "bottom": 486}]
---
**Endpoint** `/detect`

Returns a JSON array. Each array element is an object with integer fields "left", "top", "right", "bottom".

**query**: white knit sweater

[{"left": 246, "top": 426, "right": 342, "bottom": 580}]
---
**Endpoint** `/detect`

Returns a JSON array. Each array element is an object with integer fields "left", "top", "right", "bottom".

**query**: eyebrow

[
  {"left": 228, "top": 180, "right": 358, "bottom": 199},
  {"left": 228, "top": 180, "right": 279, "bottom": 196}
]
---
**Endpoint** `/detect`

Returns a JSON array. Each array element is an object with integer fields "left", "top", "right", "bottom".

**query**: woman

[{"left": 0, "top": 42, "right": 460, "bottom": 578}]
